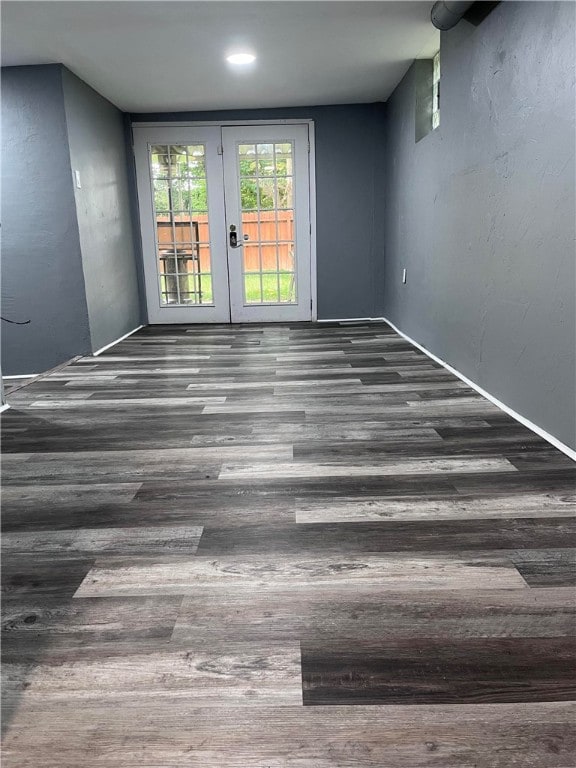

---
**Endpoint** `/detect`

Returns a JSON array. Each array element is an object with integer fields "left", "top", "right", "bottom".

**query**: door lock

[
  {"left": 229, "top": 225, "right": 242, "bottom": 248},
  {"left": 229, "top": 225, "right": 249, "bottom": 248}
]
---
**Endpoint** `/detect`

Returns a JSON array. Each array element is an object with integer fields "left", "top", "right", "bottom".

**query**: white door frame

[
  {"left": 132, "top": 119, "right": 317, "bottom": 322},
  {"left": 222, "top": 124, "right": 311, "bottom": 323}
]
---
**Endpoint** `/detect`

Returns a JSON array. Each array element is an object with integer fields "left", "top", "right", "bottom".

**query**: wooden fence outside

[{"left": 156, "top": 211, "right": 295, "bottom": 273}]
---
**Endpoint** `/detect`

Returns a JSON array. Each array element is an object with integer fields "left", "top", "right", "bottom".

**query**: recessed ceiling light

[{"left": 226, "top": 52, "right": 256, "bottom": 65}]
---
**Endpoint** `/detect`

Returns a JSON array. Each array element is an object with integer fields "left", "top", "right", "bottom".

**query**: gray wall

[
  {"left": 1, "top": 65, "right": 91, "bottom": 375},
  {"left": 130, "top": 104, "right": 386, "bottom": 320},
  {"left": 1, "top": 64, "right": 143, "bottom": 375},
  {"left": 382, "top": 1, "right": 576, "bottom": 449},
  {"left": 63, "top": 69, "right": 141, "bottom": 352}
]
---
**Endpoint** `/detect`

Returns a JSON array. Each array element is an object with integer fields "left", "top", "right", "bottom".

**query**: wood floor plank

[
  {"left": 2, "top": 557, "right": 94, "bottom": 599},
  {"left": 509, "top": 548, "right": 576, "bottom": 587},
  {"left": 292, "top": 435, "right": 550, "bottom": 460},
  {"left": 1, "top": 702, "right": 574, "bottom": 767},
  {"left": 26, "top": 396, "right": 227, "bottom": 408},
  {"left": 1, "top": 595, "right": 183, "bottom": 659},
  {"left": 52, "top": 367, "right": 202, "bottom": 376},
  {"left": 171, "top": 586, "right": 576, "bottom": 643},
  {"left": 0, "top": 497, "right": 297, "bottom": 533},
  {"left": 194, "top": 518, "right": 575, "bottom": 554},
  {"left": 453, "top": 467, "right": 576, "bottom": 494},
  {"left": 4, "top": 445, "right": 293, "bottom": 463},
  {"left": 219, "top": 456, "right": 518, "bottom": 479},
  {"left": 73, "top": 552, "right": 528, "bottom": 597},
  {"left": 2, "top": 445, "right": 293, "bottom": 485},
  {"left": 301, "top": 637, "right": 576, "bottom": 705},
  {"left": 295, "top": 491, "right": 576, "bottom": 523},
  {"left": 252, "top": 417, "right": 493, "bottom": 433},
  {"left": 4, "top": 641, "right": 302, "bottom": 706},
  {"left": 0, "top": 483, "right": 143, "bottom": 510},
  {"left": 2, "top": 525, "right": 204, "bottom": 558}
]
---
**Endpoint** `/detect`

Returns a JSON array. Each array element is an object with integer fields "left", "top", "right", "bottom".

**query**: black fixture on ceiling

[{"left": 431, "top": 1, "right": 501, "bottom": 31}]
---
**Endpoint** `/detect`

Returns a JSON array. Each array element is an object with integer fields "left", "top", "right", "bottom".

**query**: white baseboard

[
  {"left": 93, "top": 325, "right": 144, "bottom": 356},
  {"left": 3, "top": 374, "right": 40, "bottom": 379},
  {"left": 380, "top": 315, "right": 576, "bottom": 462},
  {"left": 317, "top": 317, "right": 385, "bottom": 324}
]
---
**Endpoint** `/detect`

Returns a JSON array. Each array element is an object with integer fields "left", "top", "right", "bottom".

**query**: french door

[{"left": 133, "top": 124, "right": 312, "bottom": 324}]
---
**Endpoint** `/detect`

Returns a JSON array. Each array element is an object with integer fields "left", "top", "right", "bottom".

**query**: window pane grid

[
  {"left": 150, "top": 143, "right": 214, "bottom": 306},
  {"left": 238, "top": 141, "right": 297, "bottom": 306}
]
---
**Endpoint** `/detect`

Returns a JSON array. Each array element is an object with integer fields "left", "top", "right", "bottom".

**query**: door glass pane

[
  {"left": 257, "top": 180, "right": 275, "bottom": 210},
  {"left": 240, "top": 180, "right": 258, "bottom": 211},
  {"left": 237, "top": 142, "right": 297, "bottom": 306},
  {"left": 150, "top": 144, "right": 214, "bottom": 306}
]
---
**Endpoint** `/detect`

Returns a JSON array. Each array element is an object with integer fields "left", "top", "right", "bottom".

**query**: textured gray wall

[
  {"left": 63, "top": 69, "right": 141, "bottom": 352},
  {"left": 382, "top": 1, "right": 576, "bottom": 449},
  {"left": 1, "top": 65, "right": 91, "bottom": 375},
  {"left": 130, "top": 104, "right": 386, "bottom": 320}
]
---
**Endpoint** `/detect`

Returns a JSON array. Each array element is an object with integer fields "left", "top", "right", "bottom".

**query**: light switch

[
  {"left": 402, "top": 269, "right": 407, "bottom": 284},
  {"left": 74, "top": 170, "right": 82, "bottom": 189}
]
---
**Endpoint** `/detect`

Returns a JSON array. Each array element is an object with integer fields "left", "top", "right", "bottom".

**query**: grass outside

[
  {"left": 244, "top": 272, "right": 295, "bottom": 303},
  {"left": 161, "top": 272, "right": 295, "bottom": 305}
]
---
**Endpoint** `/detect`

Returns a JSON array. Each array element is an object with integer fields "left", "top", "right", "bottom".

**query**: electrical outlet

[
  {"left": 74, "top": 170, "right": 82, "bottom": 189},
  {"left": 402, "top": 268, "right": 407, "bottom": 284}
]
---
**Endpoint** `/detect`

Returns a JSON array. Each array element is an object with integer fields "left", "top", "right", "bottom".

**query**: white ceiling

[{"left": 1, "top": 1, "right": 439, "bottom": 112}]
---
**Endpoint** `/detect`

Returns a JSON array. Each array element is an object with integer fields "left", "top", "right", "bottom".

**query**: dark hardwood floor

[{"left": 1, "top": 321, "right": 575, "bottom": 767}]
